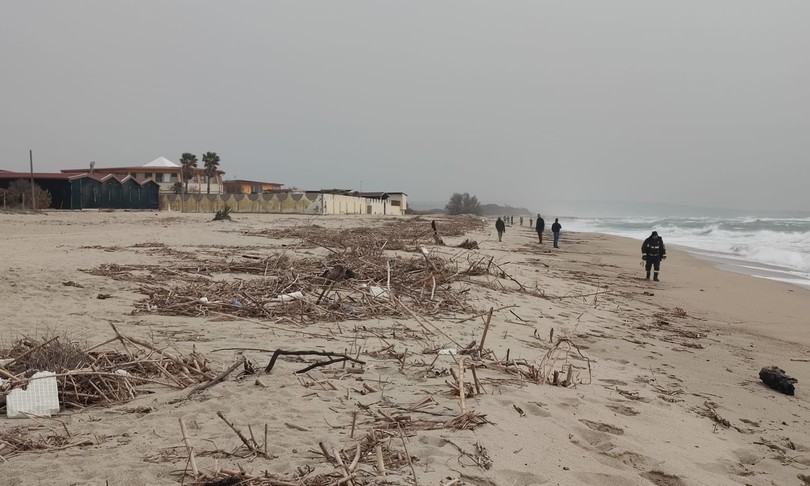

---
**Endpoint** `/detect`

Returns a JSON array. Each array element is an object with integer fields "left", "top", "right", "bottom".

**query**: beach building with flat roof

[
  {"left": 223, "top": 179, "right": 284, "bottom": 194},
  {"left": 358, "top": 191, "right": 408, "bottom": 215}
]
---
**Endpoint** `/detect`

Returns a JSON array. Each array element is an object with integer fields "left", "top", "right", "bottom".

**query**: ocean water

[{"left": 563, "top": 216, "right": 810, "bottom": 288}]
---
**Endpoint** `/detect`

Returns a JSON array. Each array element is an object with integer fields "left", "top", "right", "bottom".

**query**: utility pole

[{"left": 29, "top": 149, "right": 36, "bottom": 211}]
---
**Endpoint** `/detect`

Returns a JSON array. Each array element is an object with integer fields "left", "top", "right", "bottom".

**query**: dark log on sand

[{"left": 759, "top": 366, "right": 797, "bottom": 395}]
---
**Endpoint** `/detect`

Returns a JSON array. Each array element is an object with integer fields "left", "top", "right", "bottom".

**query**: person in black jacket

[
  {"left": 536, "top": 214, "right": 545, "bottom": 243},
  {"left": 551, "top": 218, "right": 562, "bottom": 248},
  {"left": 495, "top": 217, "right": 506, "bottom": 242},
  {"left": 641, "top": 231, "right": 667, "bottom": 281}
]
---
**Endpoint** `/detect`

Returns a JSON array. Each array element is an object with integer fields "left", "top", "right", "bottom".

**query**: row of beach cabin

[{"left": 0, "top": 171, "right": 160, "bottom": 210}]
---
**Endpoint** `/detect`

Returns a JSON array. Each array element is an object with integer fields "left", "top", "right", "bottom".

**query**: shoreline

[
  {"left": 1, "top": 212, "right": 808, "bottom": 486},
  {"left": 684, "top": 247, "right": 810, "bottom": 290}
]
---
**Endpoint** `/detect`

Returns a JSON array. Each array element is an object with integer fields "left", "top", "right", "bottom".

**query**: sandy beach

[{"left": 1, "top": 211, "right": 809, "bottom": 486}]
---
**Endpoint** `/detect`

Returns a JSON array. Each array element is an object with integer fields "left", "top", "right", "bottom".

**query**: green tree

[
  {"left": 179, "top": 152, "right": 198, "bottom": 194},
  {"left": 202, "top": 151, "right": 221, "bottom": 195},
  {"left": 172, "top": 181, "right": 184, "bottom": 194},
  {"left": 445, "top": 192, "right": 481, "bottom": 215}
]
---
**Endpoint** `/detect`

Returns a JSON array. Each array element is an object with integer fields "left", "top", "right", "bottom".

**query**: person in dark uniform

[
  {"left": 551, "top": 218, "right": 561, "bottom": 248},
  {"left": 641, "top": 231, "right": 667, "bottom": 281},
  {"left": 495, "top": 217, "right": 506, "bottom": 242},
  {"left": 536, "top": 214, "right": 545, "bottom": 243}
]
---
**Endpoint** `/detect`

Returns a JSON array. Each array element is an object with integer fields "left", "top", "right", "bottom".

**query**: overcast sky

[{"left": 2, "top": 1, "right": 808, "bottom": 213}]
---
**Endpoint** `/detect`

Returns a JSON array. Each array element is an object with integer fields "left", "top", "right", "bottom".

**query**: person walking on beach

[
  {"left": 495, "top": 217, "right": 506, "bottom": 242},
  {"left": 551, "top": 218, "right": 561, "bottom": 248},
  {"left": 642, "top": 231, "right": 666, "bottom": 281},
  {"left": 536, "top": 214, "right": 545, "bottom": 243}
]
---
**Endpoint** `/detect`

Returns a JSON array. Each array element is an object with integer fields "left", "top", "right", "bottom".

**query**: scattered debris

[
  {"left": 0, "top": 424, "right": 92, "bottom": 459},
  {"left": 213, "top": 204, "right": 232, "bottom": 221},
  {"left": 457, "top": 239, "right": 479, "bottom": 249},
  {"left": 0, "top": 328, "right": 214, "bottom": 410},
  {"left": 83, "top": 219, "right": 521, "bottom": 324},
  {"left": 6, "top": 371, "right": 59, "bottom": 418},
  {"left": 696, "top": 401, "right": 731, "bottom": 428},
  {"left": 264, "top": 350, "right": 365, "bottom": 374}
]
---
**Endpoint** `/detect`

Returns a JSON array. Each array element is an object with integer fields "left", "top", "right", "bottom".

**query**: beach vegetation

[
  {"left": 179, "top": 152, "right": 198, "bottom": 194},
  {"left": 0, "top": 179, "right": 52, "bottom": 211},
  {"left": 202, "top": 151, "right": 221, "bottom": 195},
  {"left": 213, "top": 204, "right": 232, "bottom": 221}
]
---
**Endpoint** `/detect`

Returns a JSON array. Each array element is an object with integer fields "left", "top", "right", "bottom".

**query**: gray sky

[{"left": 2, "top": 1, "right": 808, "bottom": 213}]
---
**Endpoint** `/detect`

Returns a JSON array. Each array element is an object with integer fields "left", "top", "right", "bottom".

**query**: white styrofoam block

[{"left": 6, "top": 371, "right": 60, "bottom": 418}]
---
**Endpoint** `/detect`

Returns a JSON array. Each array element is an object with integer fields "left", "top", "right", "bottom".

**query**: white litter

[
  {"left": 438, "top": 348, "right": 457, "bottom": 355},
  {"left": 6, "top": 371, "right": 60, "bottom": 418},
  {"left": 114, "top": 369, "right": 130, "bottom": 377},
  {"left": 198, "top": 297, "right": 209, "bottom": 303},
  {"left": 275, "top": 291, "right": 304, "bottom": 302},
  {"left": 369, "top": 286, "right": 389, "bottom": 300},
  {"left": 420, "top": 246, "right": 430, "bottom": 256}
]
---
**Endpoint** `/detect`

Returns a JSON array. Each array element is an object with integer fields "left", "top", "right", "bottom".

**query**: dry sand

[{"left": 1, "top": 211, "right": 809, "bottom": 486}]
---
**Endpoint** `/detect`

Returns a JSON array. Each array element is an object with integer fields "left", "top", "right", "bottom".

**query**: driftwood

[
  {"left": 264, "top": 350, "right": 365, "bottom": 374},
  {"left": 0, "top": 330, "right": 215, "bottom": 410},
  {"left": 759, "top": 366, "right": 797, "bottom": 395},
  {"left": 81, "top": 217, "right": 524, "bottom": 326},
  {"left": 187, "top": 357, "right": 246, "bottom": 397},
  {"left": 457, "top": 239, "right": 479, "bottom": 250}
]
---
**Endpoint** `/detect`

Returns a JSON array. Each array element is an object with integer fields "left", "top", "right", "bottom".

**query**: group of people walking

[
  {"left": 494, "top": 216, "right": 667, "bottom": 282},
  {"left": 495, "top": 214, "right": 561, "bottom": 248}
]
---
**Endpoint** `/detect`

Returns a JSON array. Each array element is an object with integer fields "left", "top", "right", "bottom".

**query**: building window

[
  {"left": 155, "top": 173, "right": 164, "bottom": 182},
  {"left": 390, "top": 200, "right": 401, "bottom": 206}
]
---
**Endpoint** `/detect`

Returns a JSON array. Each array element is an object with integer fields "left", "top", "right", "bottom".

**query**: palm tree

[
  {"left": 179, "top": 153, "right": 198, "bottom": 194},
  {"left": 202, "top": 151, "right": 221, "bottom": 194}
]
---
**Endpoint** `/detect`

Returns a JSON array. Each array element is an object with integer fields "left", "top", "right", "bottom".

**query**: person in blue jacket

[{"left": 551, "top": 218, "right": 561, "bottom": 248}]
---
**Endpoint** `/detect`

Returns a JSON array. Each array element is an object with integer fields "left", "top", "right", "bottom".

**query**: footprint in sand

[
  {"left": 640, "top": 470, "right": 688, "bottom": 486},
  {"left": 606, "top": 403, "right": 640, "bottom": 416},
  {"left": 579, "top": 419, "right": 624, "bottom": 435},
  {"left": 461, "top": 469, "right": 548, "bottom": 486},
  {"left": 572, "top": 427, "right": 616, "bottom": 453},
  {"left": 599, "top": 378, "right": 628, "bottom": 386},
  {"left": 604, "top": 449, "right": 653, "bottom": 469}
]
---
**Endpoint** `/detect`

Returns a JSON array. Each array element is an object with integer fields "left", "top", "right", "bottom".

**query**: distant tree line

[{"left": 445, "top": 192, "right": 482, "bottom": 215}]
